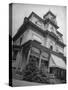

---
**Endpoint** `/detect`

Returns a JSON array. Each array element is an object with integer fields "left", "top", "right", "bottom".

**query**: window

[
  {"left": 31, "top": 47, "right": 40, "bottom": 54},
  {"left": 35, "top": 21, "right": 37, "bottom": 24},
  {"left": 41, "top": 60, "right": 48, "bottom": 71},
  {"left": 13, "top": 50, "right": 18, "bottom": 60},
  {"left": 31, "top": 47, "right": 40, "bottom": 58},
  {"left": 29, "top": 56, "right": 39, "bottom": 66},
  {"left": 35, "top": 20, "right": 42, "bottom": 28},
  {"left": 56, "top": 45, "right": 58, "bottom": 52},
  {"left": 42, "top": 52, "right": 48, "bottom": 58},
  {"left": 51, "top": 26, "right": 53, "bottom": 30},
  {"left": 50, "top": 45, "right": 53, "bottom": 50},
  {"left": 20, "top": 37, "right": 22, "bottom": 45}
]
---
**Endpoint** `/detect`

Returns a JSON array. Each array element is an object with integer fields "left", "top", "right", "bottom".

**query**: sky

[{"left": 12, "top": 3, "right": 66, "bottom": 55}]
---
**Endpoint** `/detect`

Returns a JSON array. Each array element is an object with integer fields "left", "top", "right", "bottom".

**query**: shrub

[
  {"left": 22, "top": 59, "right": 40, "bottom": 82},
  {"left": 22, "top": 59, "right": 50, "bottom": 84}
]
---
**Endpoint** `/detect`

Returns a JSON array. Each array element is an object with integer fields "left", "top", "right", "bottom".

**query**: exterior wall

[
  {"left": 13, "top": 27, "right": 46, "bottom": 46},
  {"left": 13, "top": 27, "right": 64, "bottom": 54},
  {"left": 13, "top": 30, "right": 32, "bottom": 45},
  {"left": 14, "top": 28, "right": 64, "bottom": 54},
  {"left": 56, "top": 44, "right": 64, "bottom": 54},
  {"left": 44, "top": 14, "right": 53, "bottom": 20},
  {"left": 13, "top": 37, "right": 20, "bottom": 45},
  {"left": 45, "top": 36, "right": 56, "bottom": 51},
  {"left": 29, "top": 14, "right": 38, "bottom": 24},
  {"left": 48, "top": 24, "right": 52, "bottom": 32},
  {"left": 19, "top": 28, "right": 45, "bottom": 46},
  {"left": 21, "top": 30, "right": 32, "bottom": 45},
  {"left": 44, "top": 14, "right": 57, "bottom": 25},
  {"left": 45, "top": 36, "right": 64, "bottom": 54},
  {"left": 47, "top": 24, "right": 57, "bottom": 35},
  {"left": 29, "top": 13, "right": 58, "bottom": 34},
  {"left": 57, "top": 33, "right": 63, "bottom": 42},
  {"left": 44, "top": 23, "right": 49, "bottom": 30},
  {"left": 30, "top": 30, "right": 45, "bottom": 45}
]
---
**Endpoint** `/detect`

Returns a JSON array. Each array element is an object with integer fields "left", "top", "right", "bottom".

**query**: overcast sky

[{"left": 12, "top": 3, "right": 66, "bottom": 55}]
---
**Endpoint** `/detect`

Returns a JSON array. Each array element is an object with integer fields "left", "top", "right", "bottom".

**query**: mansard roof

[
  {"left": 57, "top": 31, "right": 63, "bottom": 36},
  {"left": 43, "top": 10, "right": 56, "bottom": 19},
  {"left": 13, "top": 17, "right": 66, "bottom": 47},
  {"left": 28, "top": 11, "right": 44, "bottom": 22},
  {"left": 44, "top": 18, "right": 59, "bottom": 29},
  {"left": 28, "top": 11, "right": 59, "bottom": 29}
]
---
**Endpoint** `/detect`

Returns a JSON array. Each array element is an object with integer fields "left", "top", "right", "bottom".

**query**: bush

[
  {"left": 22, "top": 59, "right": 40, "bottom": 82},
  {"left": 22, "top": 59, "right": 50, "bottom": 84}
]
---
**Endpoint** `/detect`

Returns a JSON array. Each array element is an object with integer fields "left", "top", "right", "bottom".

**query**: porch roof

[
  {"left": 49, "top": 54, "right": 66, "bottom": 70},
  {"left": 22, "top": 40, "right": 65, "bottom": 60}
]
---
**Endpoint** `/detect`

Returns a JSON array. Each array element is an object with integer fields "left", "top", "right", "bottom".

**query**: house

[{"left": 12, "top": 11, "right": 66, "bottom": 80}]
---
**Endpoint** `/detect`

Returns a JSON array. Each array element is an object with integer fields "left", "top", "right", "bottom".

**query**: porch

[{"left": 12, "top": 40, "right": 66, "bottom": 83}]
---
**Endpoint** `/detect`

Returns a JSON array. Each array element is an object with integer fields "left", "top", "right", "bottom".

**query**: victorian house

[{"left": 12, "top": 11, "right": 66, "bottom": 80}]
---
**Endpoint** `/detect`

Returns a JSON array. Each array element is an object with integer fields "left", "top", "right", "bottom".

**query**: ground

[
  {"left": 12, "top": 68, "right": 66, "bottom": 86},
  {"left": 12, "top": 79, "right": 42, "bottom": 87}
]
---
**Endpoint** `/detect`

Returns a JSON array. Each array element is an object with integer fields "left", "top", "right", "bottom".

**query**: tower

[{"left": 43, "top": 11, "right": 65, "bottom": 54}]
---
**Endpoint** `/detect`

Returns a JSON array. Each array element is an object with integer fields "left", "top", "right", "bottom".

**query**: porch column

[
  {"left": 39, "top": 51, "right": 42, "bottom": 69},
  {"left": 20, "top": 48, "right": 26, "bottom": 72},
  {"left": 48, "top": 53, "right": 51, "bottom": 73},
  {"left": 27, "top": 46, "right": 32, "bottom": 64}
]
